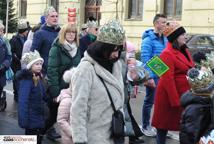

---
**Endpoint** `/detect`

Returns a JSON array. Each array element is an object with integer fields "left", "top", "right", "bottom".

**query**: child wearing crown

[
  {"left": 16, "top": 50, "right": 47, "bottom": 144},
  {"left": 180, "top": 67, "right": 214, "bottom": 144}
]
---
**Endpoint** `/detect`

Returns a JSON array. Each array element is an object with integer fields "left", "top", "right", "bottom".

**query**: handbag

[
  {"left": 97, "top": 75, "right": 125, "bottom": 138},
  {"left": 6, "top": 67, "right": 14, "bottom": 81}
]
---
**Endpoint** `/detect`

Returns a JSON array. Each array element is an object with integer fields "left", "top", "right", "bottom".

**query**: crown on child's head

[
  {"left": 21, "top": 51, "right": 44, "bottom": 69},
  {"left": 187, "top": 67, "right": 213, "bottom": 93}
]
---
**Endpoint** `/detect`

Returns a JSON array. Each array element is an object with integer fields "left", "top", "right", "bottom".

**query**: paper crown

[
  {"left": 162, "top": 21, "right": 186, "bottom": 42},
  {"left": 86, "top": 20, "right": 98, "bottom": 28},
  {"left": 97, "top": 19, "right": 126, "bottom": 45},
  {"left": 17, "top": 19, "right": 28, "bottom": 30},
  {"left": 205, "top": 51, "right": 214, "bottom": 69},
  {"left": 187, "top": 67, "right": 214, "bottom": 92},
  {"left": 81, "top": 23, "right": 88, "bottom": 30},
  {"left": 21, "top": 51, "right": 44, "bottom": 69}
]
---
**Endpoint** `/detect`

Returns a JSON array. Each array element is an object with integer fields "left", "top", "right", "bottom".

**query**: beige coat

[
  {"left": 70, "top": 52, "right": 124, "bottom": 144},
  {"left": 56, "top": 89, "right": 73, "bottom": 144}
]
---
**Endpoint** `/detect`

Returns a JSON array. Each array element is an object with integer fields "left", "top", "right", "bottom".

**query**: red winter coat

[{"left": 152, "top": 43, "right": 195, "bottom": 131}]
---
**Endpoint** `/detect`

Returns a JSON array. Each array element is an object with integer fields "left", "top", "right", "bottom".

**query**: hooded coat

[
  {"left": 70, "top": 52, "right": 124, "bottom": 144},
  {"left": 47, "top": 38, "right": 81, "bottom": 98},
  {"left": 30, "top": 24, "right": 60, "bottom": 74},
  {"left": 140, "top": 29, "right": 167, "bottom": 79},
  {"left": 179, "top": 91, "right": 212, "bottom": 144},
  {"left": 152, "top": 43, "right": 195, "bottom": 130},
  {"left": 16, "top": 69, "right": 47, "bottom": 129},
  {"left": 56, "top": 89, "right": 73, "bottom": 144}
]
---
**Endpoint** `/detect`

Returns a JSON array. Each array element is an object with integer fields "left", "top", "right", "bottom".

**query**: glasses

[{"left": 66, "top": 31, "right": 76, "bottom": 34}]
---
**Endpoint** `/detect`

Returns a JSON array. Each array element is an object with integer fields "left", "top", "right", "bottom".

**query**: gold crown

[
  {"left": 97, "top": 19, "right": 126, "bottom": 45},
  {"left": 188, "top": 68, "right": 213, "bottom": 92},
  {"left": 162, "top": 21, "right": 181, "bottom": 37}
]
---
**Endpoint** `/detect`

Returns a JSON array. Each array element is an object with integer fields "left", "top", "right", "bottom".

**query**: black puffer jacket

[{"left": 180, "top": 91, "right": 212, "bottom": 144}]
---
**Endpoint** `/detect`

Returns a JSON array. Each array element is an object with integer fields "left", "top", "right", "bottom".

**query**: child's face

[{"left": 31, "top": 61, "right": 43, "bottom": 73}]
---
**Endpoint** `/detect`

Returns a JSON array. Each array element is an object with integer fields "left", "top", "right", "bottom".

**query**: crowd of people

[{"left": 0, "top": 6, "right": 214, "bottom": 144}]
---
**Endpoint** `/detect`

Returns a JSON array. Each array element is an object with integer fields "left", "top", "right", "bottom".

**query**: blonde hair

[
  {"left": 58, "top": 23, "right": 78, "bottom": 45},
  {"left": 0, "top": 23, "right": 5, "bottom": 30}
]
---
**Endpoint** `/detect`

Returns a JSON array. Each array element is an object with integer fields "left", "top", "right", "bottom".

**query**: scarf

[{"left": 63, "top": 40, "right": 78, "bottom": 57}]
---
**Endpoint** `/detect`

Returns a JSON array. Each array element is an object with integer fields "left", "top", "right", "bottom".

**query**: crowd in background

[{"left": 1, "top": 6, "right": 214, "bottom": 144}]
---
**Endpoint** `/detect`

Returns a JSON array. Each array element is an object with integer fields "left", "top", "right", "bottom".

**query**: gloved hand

[{"left": 0, "top": 65, "right": 6, "bottom": 76}]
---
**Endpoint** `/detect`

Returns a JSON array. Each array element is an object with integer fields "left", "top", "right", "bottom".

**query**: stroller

[{"left": 0, "top": 90, "right": 7, "bottom": 111}]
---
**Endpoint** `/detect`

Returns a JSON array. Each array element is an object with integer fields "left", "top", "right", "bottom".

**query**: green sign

[{"left": 146, "top": 56, "right": 169, "bottom": 77}]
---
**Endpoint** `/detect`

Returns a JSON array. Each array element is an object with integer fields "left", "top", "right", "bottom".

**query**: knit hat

[
  {"left": 18, "top": 19, "right": 28, "bottom": 33},
  {"left": 97, "top": 19, "right": 126, "bottom": 45},
  {"left": 163, "top": 21, "right": 186, "bottom": 42},
  {"left": 187, "top": 67, "right": 214, "bottom": 93},
  {"left": 126, "top": 41, "right": 136, "bottom": 59},
  {"left": 21, "top": 51, "right": 44, "bottom": 69}
]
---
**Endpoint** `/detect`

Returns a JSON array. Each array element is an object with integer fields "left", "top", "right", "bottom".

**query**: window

[
  {"left": 128, "top": 0, "right": 143, "bottom": 20},
  {"left": 164, "top": 0, "right": 183, "bottom": 19},
  {"left": 50, "top": 0, "right": 59, "bottom": 12},
  {"left": 85, "top": 0, "right": 101, "bottom": 6},
  {"left": 20, "top": 0, "right": 27, "bottom": 18}
]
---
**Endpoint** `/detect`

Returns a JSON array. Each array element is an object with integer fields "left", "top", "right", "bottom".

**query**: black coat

[
  {"left": 0, "top": 38, "right": 11, "bottom": 87},
  {"left": 180, "top": 91, "right": 212, "bottom": 144},
  {"left": 10, "top": 34, "right": 27, "bottom": 73}
]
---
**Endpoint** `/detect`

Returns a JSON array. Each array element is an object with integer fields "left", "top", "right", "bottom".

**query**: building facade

[{"left": 14, "top": 0, "right": 214, "bottom": 50}]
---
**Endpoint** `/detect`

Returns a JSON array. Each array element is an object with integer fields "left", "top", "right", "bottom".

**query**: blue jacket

[
  {"left": 31, "top": 25, "right": 60, "bottom": 75},
  {"left": 140, "top": 29, "right": 167, "bottom": 79},
  {"left": 79, "top": 34, "right": 96, "bottom": 58},
  {"left": 0, "top": 37, "right": 11, "bottom": 87},
  {"left": 17, "top": 69, "right": 47, "bottom": 129},
  {"left": 180, "top": 91, "right": 212, "bottom": 144}
]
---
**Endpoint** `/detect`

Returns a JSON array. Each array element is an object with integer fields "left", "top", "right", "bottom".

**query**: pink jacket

[{"left": 57, "top": 88, "right": 73, "bottom": 144}]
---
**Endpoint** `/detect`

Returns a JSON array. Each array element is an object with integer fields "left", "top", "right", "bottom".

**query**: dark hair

[
  {"left": 153, "top": 14, "right": 166, "bottom": 24},
  {"left": 172, "top": 40, "right": 180, "bottom": 50},
  {"left": 192, "top": 51, "right": 207, "bottom": 64},
  {"left": 87, "top": 41, "right": 123, "bottom": 59},
  {"left": 87, "top": 41, "right": 123, "bottom": 72}
]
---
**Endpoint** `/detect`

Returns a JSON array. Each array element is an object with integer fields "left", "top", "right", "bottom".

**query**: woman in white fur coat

[
  {"left": 70, "top": 20, "right": 126, "bottom": 144},
  {"left": 56, "top": 68, "right": 76, "bottom": 144}
]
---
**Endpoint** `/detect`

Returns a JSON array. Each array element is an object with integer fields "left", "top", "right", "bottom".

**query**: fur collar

[{"left": 16, "top": 69, "right": 33, "bottom": 80}]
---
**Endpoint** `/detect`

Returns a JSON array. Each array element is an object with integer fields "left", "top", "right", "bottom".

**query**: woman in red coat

[{"left": 151, "top": 21, "right": 195, "bottom": 144}]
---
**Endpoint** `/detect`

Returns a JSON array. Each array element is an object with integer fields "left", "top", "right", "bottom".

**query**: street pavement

[{"left": 0, "top": 82, "right": 179, "bottom": 144}]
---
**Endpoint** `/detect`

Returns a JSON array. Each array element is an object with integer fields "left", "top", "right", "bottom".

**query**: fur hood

[
  {"left": 56, "top": 68, "right": 77, "bottom": 103},
  {"left": 16, "top": 69, "right": 33, "bottom": 80},
  {"left": 56, "top": 89, "right": 72, "bottom": 103},
  {"left": 180, "top": 91, "right": 211, "bottom": 108}
]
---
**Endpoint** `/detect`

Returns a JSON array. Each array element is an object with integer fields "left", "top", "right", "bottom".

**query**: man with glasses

[
  {"left": 140, "top": 13, "right": 168, "bottom": 137},
  {"left": 31, "top": 6, "right": 61, "bottom": 141}
]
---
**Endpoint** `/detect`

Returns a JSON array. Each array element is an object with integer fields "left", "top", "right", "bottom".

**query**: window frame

[
  {"left": 164, "top": 0, "right": 183, "bottom": 20},
  {"left": 127, "top": 0, "right": 143, "bottom": 20},
  {"left": 49, "top": 0, "right": 59, "bottom": 12},
  {"left": 20, "top": 0, "right": 27, "bottom": 18}
]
